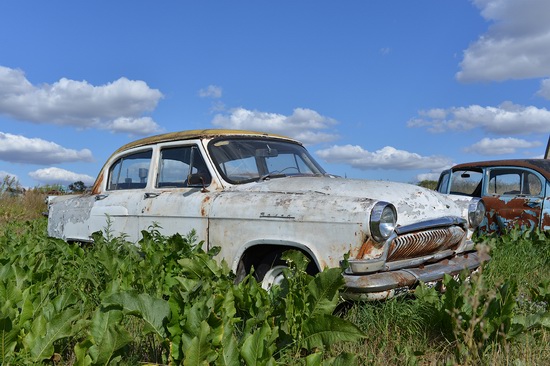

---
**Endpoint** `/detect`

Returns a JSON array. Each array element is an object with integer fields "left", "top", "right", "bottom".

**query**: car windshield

[
  {"left": 449, "top": 169, "right": 483, "bottom": 197},
  {"left": 208, "top": 137, "right": 326, "bottom": 184}
]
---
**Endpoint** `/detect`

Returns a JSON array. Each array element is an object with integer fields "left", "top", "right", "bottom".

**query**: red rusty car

[{"left": 436, "top": 159, "right": 550, "bottom": 234}]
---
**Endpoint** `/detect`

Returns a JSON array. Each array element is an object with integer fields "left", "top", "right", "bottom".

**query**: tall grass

[
  {"left": 483, "top": 229, "right": 550, "bottom": 289},
  {"left": 0, "top": 189, "right": 47, "bottom": 226}
]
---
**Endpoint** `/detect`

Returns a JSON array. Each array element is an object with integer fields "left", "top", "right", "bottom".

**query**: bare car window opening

[
  {"left": 208, "top": 138, "right": 326, "bottom": 184},
  {"left": 449, "top": 169, "right": 483, "bottom": 197},
  {"left": 487, "top": 169, "right": 542, "bottom": 196},
  {"left": 108, "top": 149, "right": 152, "bottom": 190},
  {"left": 157, "top": 145, "right": 211, "bottom": 188}
]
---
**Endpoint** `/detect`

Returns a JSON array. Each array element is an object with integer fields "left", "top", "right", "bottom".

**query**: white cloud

[
  {"left": 457, "top": 0, "right": 550, "bottom": 82},
  {"left": 107, "top": 117, "right": 163, "bottom": 135},
  {"left": 198, "top": 85, "right": 222, "bottom": 98},
  {"left": 408, "top": 102, "right": 550, "bottom": 135},
  {"left": 29, "top": 167, "right": 95, "bottom": 186},
  {"left": 211, "top": 107, "right": 339, "bottom": 145},
  {"left": 0, "top": 132, "right": 93, "bottom": 165},
  {"left": 315, "top": 145, "right": 452, "bottom": 171},
  {"left": 0, "top": 66, "right": 163, "bottom": 135},
  {"left": 536, "top": 78, "right": 550, "bottom": 100},
  {"left": 464, "top": 137, "right": 542, "bottom": 155}
]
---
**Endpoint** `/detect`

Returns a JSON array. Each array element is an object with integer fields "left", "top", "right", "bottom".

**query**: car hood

[{"left": 227, "top": 176, "right": 464, "bottom": 227}]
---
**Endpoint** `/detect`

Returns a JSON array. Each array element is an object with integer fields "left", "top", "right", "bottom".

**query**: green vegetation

[
  {"left": 0, "top": 191, "right": 548, "bottom": 365},
  {"left": 0, "top": 218, "right": 364, "bottom": 365},
  {"left": 416, "top": 180, "right": 438, "bottom": 190}
]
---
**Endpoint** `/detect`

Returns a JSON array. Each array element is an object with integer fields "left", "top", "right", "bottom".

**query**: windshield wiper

[{"left": 257, "top": 173, "right": 286, "bottom": 182}]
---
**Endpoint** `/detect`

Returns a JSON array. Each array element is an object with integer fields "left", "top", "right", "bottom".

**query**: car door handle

[
  {"left": 95, "top": 194, "right": 108, "bottom": 201},
  {"left": 144, "top": 192, "right": 159, "bottom": 199}
]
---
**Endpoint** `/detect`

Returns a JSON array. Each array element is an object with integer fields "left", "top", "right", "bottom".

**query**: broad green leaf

[
  {"left": 24, "top": 308, "right": 81, "bottom": 362},
  {"left": 306, "top": 268, "right": 344, "bottom": 316},
  {"left": 301, "top": 314, "right": 365, "bottom": 351},
  {"left": 282, "top": 250, "right": 310, "bottom": 272},
  {"left": 87, "top": 309, "right": 133, "bottom": 366},
  {"left": 0, "top": 316, "right": 19, "bottom": 362},
  {"left": 241, "top": 322, "right": 277, "bottom": 366},
  {"left": 51, "top": 291, "right": 79, "bottom": 313},
  {"left": 178, "top": 257, "right": 217, "bottom": 279},
  {"left": 12, "top": 263, "right": 29, "bottom": 289},
  {"left": 414, "top": 282, "right": 440, "bottom": 306},
  {"left": 74, "top": 338, "right": 94, "bottom": 366},
  {"left": 305, "top": 352, "right": 323, "bottom": 366},
  {"left": 103, "top": 292, "right": 169, "bottom": 338},
  {"left": 182, "top": 300, "right": 210, "bottom": 350},
  {"left": 218, "top": 330, "right": 239, "bottom": 366},
  {"left": 183, "top": 320, "right": 217, "bottom": 366},
  {"left": 19, "top": 286, "right": 37, "bottom": 325}
]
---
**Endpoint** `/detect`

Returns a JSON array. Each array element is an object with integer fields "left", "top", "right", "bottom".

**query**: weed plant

[
  {"left": 0, "top": 218, "right": 364, "bottom": 365},
  {"left": 0, "top": 192, "right": 548, "bottom": 365}
]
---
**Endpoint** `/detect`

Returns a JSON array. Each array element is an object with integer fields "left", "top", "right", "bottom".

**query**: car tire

[{"left": 255, "top": 251, "right": 286, "bottom": 290}]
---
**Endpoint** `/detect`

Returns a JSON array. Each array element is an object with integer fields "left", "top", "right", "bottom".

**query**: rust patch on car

[
  {"left": 356, "top": 237, "right": 379, "bottom": 259},
  {"left": 201, "top": 195, "right": 211, "bottom": 217},
  {"left": 91, "top": 172, "right": 104, "bottom": 195},
  {"left": 482, "top": 196, "right": 542, "bottom": 233}
]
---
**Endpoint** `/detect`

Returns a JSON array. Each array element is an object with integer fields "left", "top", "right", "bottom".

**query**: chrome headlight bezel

[
  {"left": 370, "top": 201, "right": 397, "bottom": 242},
  {"left": 468, "top": 197, "right": 486, "bottom": 228}
]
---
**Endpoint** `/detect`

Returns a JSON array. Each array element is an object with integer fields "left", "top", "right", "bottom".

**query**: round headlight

[
  {"left": 468, "top": 198, "right": 486, "bottom": 228},
  {"left": 370, "top": 202, "right": 397, "bottom": 242}
]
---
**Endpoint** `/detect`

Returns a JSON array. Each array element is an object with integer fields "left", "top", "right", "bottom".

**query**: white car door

[
  {"left": 89, "top": 148, "right": 153, "bottom": 241},
  {"left": 137, "top": 144, "right": 212, "bottom": 243}
]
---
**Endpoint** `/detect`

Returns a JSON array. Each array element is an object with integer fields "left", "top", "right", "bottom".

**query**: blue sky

[{"left": 1, "top": 0, "right": 549, "bottom": 189}]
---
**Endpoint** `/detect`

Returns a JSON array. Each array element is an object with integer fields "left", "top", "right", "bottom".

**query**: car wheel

[
  {"left": 254, "top": 250, "right": 318, "bottom": 290},
  {"left": 255, "top": 251, "right": 287, "bottom": 290},
  {"left": 260, "top": 265, "right": 287, "bottom": 290}
]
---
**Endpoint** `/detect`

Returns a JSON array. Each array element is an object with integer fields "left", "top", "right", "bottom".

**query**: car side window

[
  {"left": 108, "top": 149, "right": 152, "bottom": 190},
  {"left": 487, "top": 169, "right": 542, "bottom": 196},
  {"left": 526, "top": 172, "right": 542, "bottom": 195},
  {"left": 449, "top": 170, "right": 483, "bottom": 197},
  {"left": 157, "top": 145, "right": 211, "bottom": 188}
]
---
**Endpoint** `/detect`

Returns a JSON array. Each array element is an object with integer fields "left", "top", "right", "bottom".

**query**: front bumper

[{"left": 342, "top": 250, "right": 490, "bottom": 301}]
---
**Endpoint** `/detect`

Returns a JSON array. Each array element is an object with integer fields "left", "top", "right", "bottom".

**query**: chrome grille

[{"left": 387, "top": 226, "right": 465, "bottom": 261}]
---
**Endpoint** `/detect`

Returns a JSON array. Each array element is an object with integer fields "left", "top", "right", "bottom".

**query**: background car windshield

[
  {"left": 450, "top": 169, "right": 483, "bottom": 197},
  {"left": 209, "top": 138, "right": 326, "bottom": 184}
]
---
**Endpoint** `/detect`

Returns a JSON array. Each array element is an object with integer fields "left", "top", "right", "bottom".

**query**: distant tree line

[
  {"left": 417, "top": 180, "right": 438, "bottom": 190},
  {"left": 1, "top": 175, "right": 88, "bottom": 196}
]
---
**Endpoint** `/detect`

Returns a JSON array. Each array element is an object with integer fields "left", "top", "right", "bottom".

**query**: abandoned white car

[{"left": 47, "top": 129, "right": 488, "bottom": 300}]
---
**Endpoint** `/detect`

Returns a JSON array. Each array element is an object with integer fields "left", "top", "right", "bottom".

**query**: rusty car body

[
  {"left": 436, "top": 159, "right": 550, "bottom": 234},
  {"left": 47, "top": 129, "right": 488, "bottom": 300}
]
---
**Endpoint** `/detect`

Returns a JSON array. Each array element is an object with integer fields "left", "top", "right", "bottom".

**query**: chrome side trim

[{"left": 395, "top": 216, "right": 466, "bottom": 235}]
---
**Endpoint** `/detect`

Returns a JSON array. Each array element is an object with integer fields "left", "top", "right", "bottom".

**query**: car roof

[
  {"left": 112, "top": 129, "right": 298, "bottom": 155},
  {"left": 451, "top": 159, "right": 550, "bottom": 180},
  {"left": 90, "top": 129, "right": 300, "bottom": 194}
]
